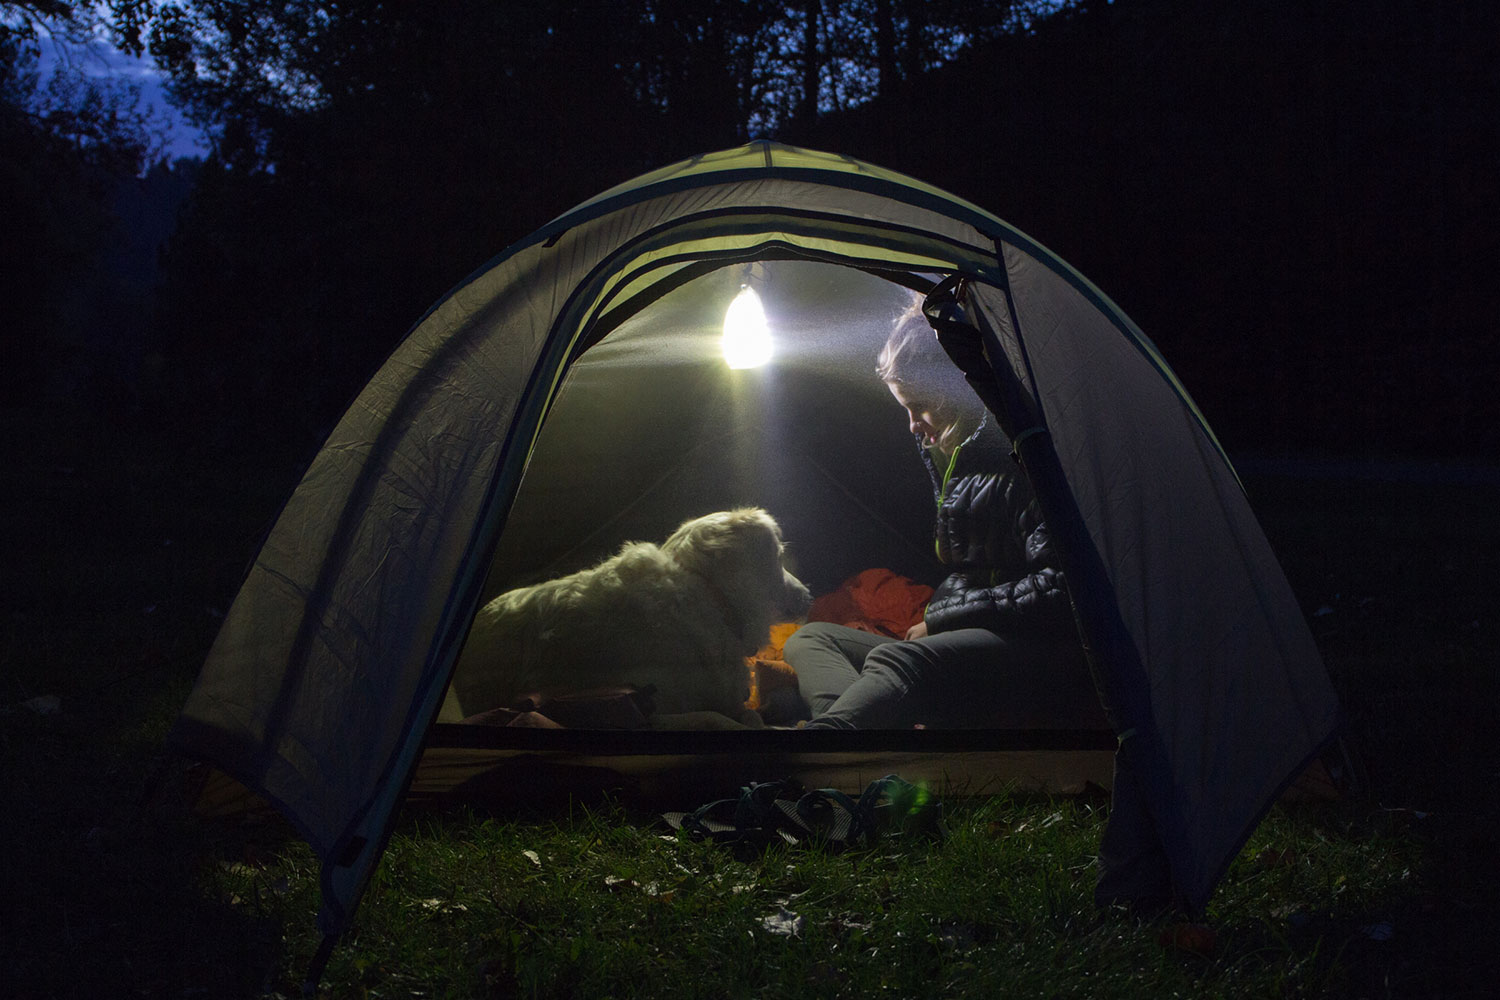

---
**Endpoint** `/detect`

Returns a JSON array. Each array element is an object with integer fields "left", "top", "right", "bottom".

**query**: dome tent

[{"left": 167, "top": 142, "right": 1340, "bottom": 969}]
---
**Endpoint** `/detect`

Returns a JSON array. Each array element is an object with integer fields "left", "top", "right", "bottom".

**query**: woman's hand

[{"left": 904, "top": 620, "right": 929, "bottom": 640}]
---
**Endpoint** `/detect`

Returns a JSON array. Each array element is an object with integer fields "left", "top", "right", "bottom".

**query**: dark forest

[
  {"left": 5, "top": 0, "right": 1496, "bottom": 464},
  {"left": 5, "top": 3, "right": 1499, "bottom": 996}
]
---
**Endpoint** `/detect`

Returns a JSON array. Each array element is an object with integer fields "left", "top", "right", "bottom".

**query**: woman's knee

[
  {"left": 783, "top": 621, "right": 843, "bottom": 658},
  {"left": 860, "top": 638, "right": 936, "bottom": 688}
]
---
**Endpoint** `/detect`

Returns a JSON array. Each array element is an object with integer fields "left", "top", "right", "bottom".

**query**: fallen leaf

[
  {"left": 1255, "top": 847, "right": 1297, "bottom": 867},
  {"left": 1158, "top": 922, "right": 1216, "bottom": 955},
  {"left": 761, "top": 906, "right": 804, "bottom": 937},
  {"left": 829, "top": 914, "right": 874, "bottom": 934},
  {"left": 522, "top": 850, "right": 541, "bottom": 867},
  {"left": 416, "top": 898, "right": 466, "bottom": 914},
  {"left": 937, "top": 922, "right": 978, "bottom": 949}
]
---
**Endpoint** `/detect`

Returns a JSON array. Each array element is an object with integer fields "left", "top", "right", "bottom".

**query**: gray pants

[{"left": 785, "top": 621, "right": 1104, "bottom": 730}]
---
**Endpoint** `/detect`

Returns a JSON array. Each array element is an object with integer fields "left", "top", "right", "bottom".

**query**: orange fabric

[
  {"left": 743, "top": 622, "right": 804, "bottom": 711},
  {"left": 744, "top": 571, "right": 935, "bottom": 712},
  {"left": 741, "top": 574, "right": 936, "bottom": 712},
  {"left": 806, "top": 568, "right": 935, "bottom": 638},
  {"left": 755, "top": 621, "right": 802, "bottom": 660},
  {"left": 744, "top": 657, "right": 800, "bottom": 711}
]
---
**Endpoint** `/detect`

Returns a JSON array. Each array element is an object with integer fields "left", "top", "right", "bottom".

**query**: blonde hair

[{"left": 876, "top": 296, "right": 981, "bottom": 453}]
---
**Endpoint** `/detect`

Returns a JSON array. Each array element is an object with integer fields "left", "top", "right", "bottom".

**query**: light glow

[{"left": 722, "top": 285, "right": 772, "bottom": 369}]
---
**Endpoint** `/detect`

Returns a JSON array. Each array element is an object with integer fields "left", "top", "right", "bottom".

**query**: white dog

[{"left": 442, "top": 508, "right": 812, "bottom": 725}]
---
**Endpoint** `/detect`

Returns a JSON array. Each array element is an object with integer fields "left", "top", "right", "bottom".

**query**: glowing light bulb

[{"left": 722, "top": 285, "right": 772, "bottom": 369}]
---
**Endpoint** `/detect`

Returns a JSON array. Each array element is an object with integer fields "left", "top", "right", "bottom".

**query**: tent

[{"left": 167, "top": 141, "right": 1340, "bottom": 968}]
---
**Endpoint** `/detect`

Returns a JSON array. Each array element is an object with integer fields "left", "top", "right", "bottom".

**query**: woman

[{"left": 786, "top": 297, "right": 1101, "bottom": 730}]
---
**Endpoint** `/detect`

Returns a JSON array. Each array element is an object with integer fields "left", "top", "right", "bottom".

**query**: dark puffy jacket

[{"left": 918, "top": 416, "right": 1075, "bottom": 636}]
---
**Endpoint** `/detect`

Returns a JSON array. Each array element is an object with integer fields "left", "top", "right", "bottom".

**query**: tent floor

[{"left": 189, "top": 727, "right": 1119, "bottom": 819}]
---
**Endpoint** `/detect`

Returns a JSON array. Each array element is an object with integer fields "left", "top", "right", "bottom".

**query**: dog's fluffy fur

[{"left": 442, "top": 508, "right": 812, "bottom": 724}]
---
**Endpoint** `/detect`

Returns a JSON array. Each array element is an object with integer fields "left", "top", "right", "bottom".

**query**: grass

[
  {"left": 204, "top": 797, "right": 1426, "bottom": 999},
  {"left": 3, "top": 404, "right": 1497, "bottom": 998}
]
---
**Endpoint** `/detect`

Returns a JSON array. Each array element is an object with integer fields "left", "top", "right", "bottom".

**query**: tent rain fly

[{"left": 167, "top": 142, "right": 1340, "bottom": 981}]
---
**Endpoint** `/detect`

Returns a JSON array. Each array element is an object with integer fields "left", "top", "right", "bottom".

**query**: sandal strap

[{"left": 665, "top": 774, "right": 944, "bottom": 847}]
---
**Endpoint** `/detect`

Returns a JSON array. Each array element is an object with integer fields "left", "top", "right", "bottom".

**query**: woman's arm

[{"left": 924, "top": 473, "right": 1076, "bottom": 636}]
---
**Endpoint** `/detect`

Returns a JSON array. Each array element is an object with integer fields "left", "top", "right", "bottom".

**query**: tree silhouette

[
  {"left": 28, "top": 0, "right": 1481, "bottom": 459},
  {"left": 140, "top": 1, "right": 1058, "bottom": 446},
  {"left": 1, "top": 0, "right": 171, "bottom": 407},
  {"left": 791, "top": 0, "right": 1500, "bottom": 456}
]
